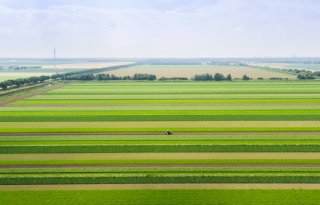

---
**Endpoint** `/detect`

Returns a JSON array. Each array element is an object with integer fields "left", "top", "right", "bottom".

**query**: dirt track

[{"left": 1, "top": 183, "right": 320, "bottom": 190}]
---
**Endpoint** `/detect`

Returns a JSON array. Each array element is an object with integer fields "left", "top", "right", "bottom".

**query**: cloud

[{"left": 0, "top": 0, "right": 319, "bottom": 57}]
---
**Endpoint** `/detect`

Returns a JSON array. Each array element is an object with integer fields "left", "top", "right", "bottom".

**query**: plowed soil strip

[
  {"left": 2, "top": 184, "right": 320, "bottom": 190},
  {"left": 1, "top": 163, "right": 320, "bottom": 169}
]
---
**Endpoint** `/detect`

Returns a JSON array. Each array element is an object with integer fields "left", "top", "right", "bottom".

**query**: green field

[
  {"left": 0, "top": 80, "right": 320, "bottom": 204},
  {"left": 2, "top": 190, "right": 320, "bottom": 205}
]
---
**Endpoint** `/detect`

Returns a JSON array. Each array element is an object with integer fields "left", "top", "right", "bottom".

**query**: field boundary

[{"left": 1, "top": 183, "right": 320, "bottom": 190}]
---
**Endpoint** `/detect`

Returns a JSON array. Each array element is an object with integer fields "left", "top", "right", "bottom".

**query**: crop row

[
  {"left": 2, "top": 167, "right": 320, "bottom": 174},
  {"left": 2, "top": 189, "right": 320, "bottom": 205},
  {"left": 1, "top": 144, "right": 320, "bottom": 153},
  {"left": 1, "top": 173, "right": 320, "bottom": 185},
  {"left": 2, "top": 105, "right": 319, "bottom": 111},
  {"left": 44, "top": 90, "right": 320, "bottom": 95},
  {"left": 12, "top": 98, "right": 320, "bottom": 105},
  {"left": 2, "top": 140, "right": 320, "bottom": 145},
  {"left": 2, "top": 159, "right": 320, "bottom": 165},
  {"left": 1, "top": 134, "right": 320, "bottom": 142},
  {"left": 3, "top": 109, "right": 320, "bottom": 115},
  {"left": 64, "top": 81, "right": 320, "bottom": 87},
  {"left": 1, "top": 115, "right": 320, "bottom": 122},
  {"left": 30, "top": 94, "right": 320, "bottom": 100},
  {"left": 1, "top": 127, "right": 320, "bottom": 133}
]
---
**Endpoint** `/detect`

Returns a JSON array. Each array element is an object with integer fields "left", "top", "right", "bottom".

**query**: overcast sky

[{"left": 0, "top": 0, "right": 319, "bottom": 58}]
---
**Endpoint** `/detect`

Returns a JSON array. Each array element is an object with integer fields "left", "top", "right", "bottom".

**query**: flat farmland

[
  {"left": 1, "top": 81, "right": 319, "bottom": 125},
  {"left": 104, "top": 64, "right": 295, "bottom": 79},
  {"left": 0, "top": 80, "right": 320, "bottom": 204},
  {"left": 42, "top": 62, "right": 133, "bottom": 70},
  {"left": 2, "top": 189, "right": 320, "bottom": 205},
  {"left": 252, "top": 63, "right": 320, "bottom": 72}
]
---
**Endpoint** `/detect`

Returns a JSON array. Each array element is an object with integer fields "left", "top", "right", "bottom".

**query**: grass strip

[{"left": 1, "top": 189, "right": 320, "bottom": 205}]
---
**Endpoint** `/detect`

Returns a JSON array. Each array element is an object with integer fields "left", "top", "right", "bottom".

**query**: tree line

[
  {"left": 0, "top": 73, "right": 157, "bottom": 90},
  {"left": 192, "top": 73, "right": 233, "bottom": 81},
  {"left": 159, "top": 77, "right": 189, "bottom": 81},
  {"left": 191, "top": 73, "right": 254, "bottom": 81},
  {"left": 0, "top": 75, "right": 50, "bottom": 90},
  {"left": 0, "top": 72, "right": 248, "bottom": 90},
  {"left": 67, "top": 73, "right": 157, "bottom": 81},
  {"left": 0, "top": 64, "right": 137, "bottom": 90},
  {"left": 283, "top": 69, "right": 320, "bottom": 80}
]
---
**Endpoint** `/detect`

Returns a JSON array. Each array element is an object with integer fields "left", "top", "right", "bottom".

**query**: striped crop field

[{"left": 0, "top": 80, "right": 320, "bottom": 204}]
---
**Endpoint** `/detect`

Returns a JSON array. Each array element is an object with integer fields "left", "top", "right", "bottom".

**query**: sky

[{"left": 0, "top": 0, "right": 319, "bottom": 58}]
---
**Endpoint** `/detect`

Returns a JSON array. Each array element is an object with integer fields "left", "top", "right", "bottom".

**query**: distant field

[
  {"left": 0, "top": 61, "right": 134, "bottom": 82},
  {"left": 43, "top": 62, "right": 133, "bottom": 70},
  {"left": 104, "top": 64, "right": 295, "bottom": 79},
  {"left": 252, "top": 63, "right": 320, "bottom": 72},
  {"left": 0, "top": 72, "right": 54, "bottom": 82}
]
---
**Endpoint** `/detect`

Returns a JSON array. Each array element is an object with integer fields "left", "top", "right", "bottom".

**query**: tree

[
  {"left": 242, "top": 74, "right": 250, "bottom": 80},
  {"left": 133, "top": 74, "right": 156, "bottom": 81},
  {"left": 0, "top": 82, "right": 8, "bottom": 90},
  {"left": 122, "top": 76, "right": 132, "bottom": 80},
  {"left": 96, "top": 74, "right": 111, "bottom": 80},
  {"left": 79, "top": 74, "right": 95, "bottom": 81},
  {"left": 193, "top": 73, "right": 213, "bottom": 81},
  {"left": 314, "top": 71, "right": 320, "bottom": 77},
  {"left": 214, "top": 73, "right": 226, "bottom": 81},
  {"left": 297, "top": 73, "right": 316, "bottom": 80}
]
